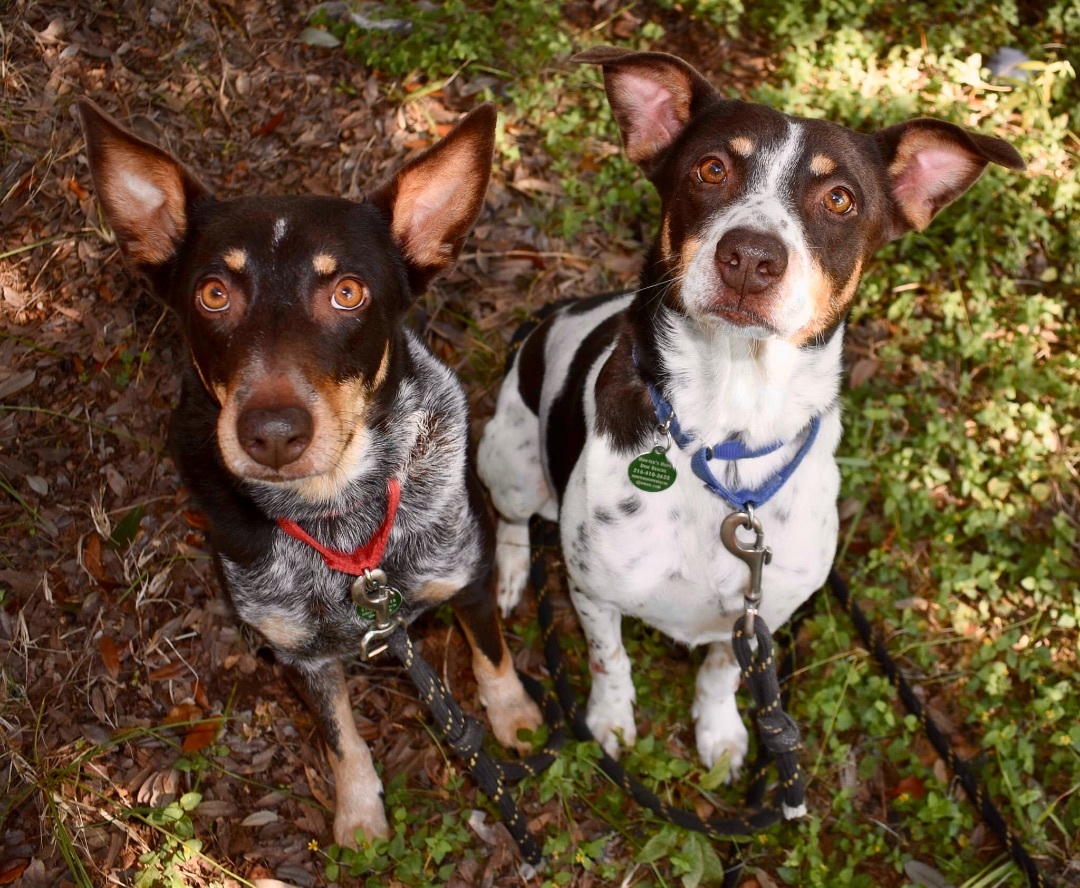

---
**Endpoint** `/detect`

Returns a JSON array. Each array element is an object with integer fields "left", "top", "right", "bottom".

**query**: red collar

[{"left": 276, "top": 479, "right": 401, "bottom": 576}]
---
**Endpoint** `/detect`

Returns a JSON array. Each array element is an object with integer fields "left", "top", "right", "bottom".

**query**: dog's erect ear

[
  {"left": 572, "top": 46, "right": 715, "bottom": 176},
  {"left": 369, "top": 103, "right": 496, "bottom": 294},
  {"left": 77, "top": 98, "right": 209, "bottom": 270},
  {"left": 874, "top": 118, "right": 1025, "bottom": 239}
]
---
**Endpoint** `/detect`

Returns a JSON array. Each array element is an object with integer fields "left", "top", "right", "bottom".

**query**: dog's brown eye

[
  {"left": 332, "top": 277, "right": 368, "bottom": 311},
  {"left": 823, "top": 187, "right": 855, "bottom": 215},
  {"left": 197, "top": 280, "right": 230, "bottom": 312},
  {"left": 697, "top": 158, "right": 727, "bottom": 185}
]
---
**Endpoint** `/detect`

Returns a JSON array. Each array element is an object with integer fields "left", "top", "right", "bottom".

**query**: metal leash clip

[
  {"left": 351, "top": 568, "right": 404, "bottom": 661},
  {"left": 720, "top": 506, "right": 771, "bottom": 636}
]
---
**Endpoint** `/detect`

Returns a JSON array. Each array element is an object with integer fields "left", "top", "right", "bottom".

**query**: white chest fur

[
  {"left": 559, "top": 328, "right": 844, "bottom": 648},
  {"left": 561, "top": 414, "right": 841, "bottom": 647}
]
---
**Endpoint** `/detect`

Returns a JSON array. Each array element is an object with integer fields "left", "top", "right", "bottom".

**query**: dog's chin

[{"left": 218, "top": 447, "right": 359, "bottom": 502}]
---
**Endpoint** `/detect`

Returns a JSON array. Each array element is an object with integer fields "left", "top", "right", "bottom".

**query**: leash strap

[
  {"left": 277, "top": 476, "right": 563, "bottom": 865},
  {"left": 528, "top": 517, "right": 801, "bottom": 851},
  {"left": 730, "top": 615, "right": 806, "bottom": 819},
  {"left": 383, "top": 627, "right": 564, "bottom": 867},
  {"left": 827, "top": 570, "right": 1053, "bottom": 888},
  {"left": 276, "top": 479, "right": 401, "bottom": 575}
]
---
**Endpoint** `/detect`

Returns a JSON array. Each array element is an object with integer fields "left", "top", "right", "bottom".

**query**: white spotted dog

[{"left": 477, "top": 47, "right": 1023, "bottom": 778}]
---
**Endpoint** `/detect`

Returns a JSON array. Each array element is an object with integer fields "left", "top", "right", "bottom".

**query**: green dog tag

[
  {"left": 356, "top": 587, "right": 403, "bottom": 622},
  {"left": 628, "top": 449, "right": 677, "bottom": 492}
]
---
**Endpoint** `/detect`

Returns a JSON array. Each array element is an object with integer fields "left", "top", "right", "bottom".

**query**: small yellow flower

[{"left": 308, "top": 839, "right": 320, "bottom": 852}]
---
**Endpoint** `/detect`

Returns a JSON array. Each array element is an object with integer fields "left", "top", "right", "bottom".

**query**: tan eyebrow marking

[
  {"left": 810, "top": 154, "right": 837, "bottom": 176},
  {"left": 729, "top": 137, "right": 754, "bottom": 157},
  {"left": 222, "top": 248, "right": 246, "bottom": 272},
  {"left": 312, "top": 253, "right": 337, "bottom": 276}
]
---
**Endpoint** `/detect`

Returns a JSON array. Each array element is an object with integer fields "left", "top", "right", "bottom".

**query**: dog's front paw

[
  {"left": 585, "top": 692, "right": 637, "bottom": 758},
  {"left": 488, "top": 692, "right": 544, "bottom": 755},
  {"left": 332, "top": 785, "right": 390, "bottom": 848},
  {"left": 694, "top": 706, "right": 749, "bottom": 779},
  {"left": 478, "top": 667, "right": 544, "bottom": 754},
  {"left": 495, "top": 520, "right": 530, "bottom": 616}
]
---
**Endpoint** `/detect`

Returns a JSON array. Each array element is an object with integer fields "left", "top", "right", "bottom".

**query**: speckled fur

[
  {"left": 222, "top": 334, "right": 481, "bottom": 656},
  {"left": 78, "top": 98, "right": 543, "bottom": 849}
]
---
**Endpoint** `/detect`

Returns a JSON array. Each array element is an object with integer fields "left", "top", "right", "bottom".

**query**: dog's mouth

[
  {"left": 232, "top": 460, "right": 319, "bottom": 484},
  {"left": 704, "top": 299, "right": 781, "bottom": 337}
]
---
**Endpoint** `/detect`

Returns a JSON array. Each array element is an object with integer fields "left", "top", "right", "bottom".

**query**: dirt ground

[
  {"left": 0, "top": 1, "right": 716, "bottom": 885},
  {"left": 7, "top": 1, "right": 1062, "bottom": 887}
]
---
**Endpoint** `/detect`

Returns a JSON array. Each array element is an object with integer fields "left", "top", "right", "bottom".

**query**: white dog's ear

[
  {"left": 369, "top": 103, "right": 497, "bottom": 295},
  {"left": 78, "top": 98, "right": 210, "bottom": 270},
  {"left": 874, "top": 117, "right": 1025, "bottom": 239},
  {"left": 573, "top": 46, "right": 716, "bottom": 177}
]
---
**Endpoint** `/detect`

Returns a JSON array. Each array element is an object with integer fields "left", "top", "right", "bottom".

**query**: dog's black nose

[
  {"left": 715, "top": 229, "right": 788, "bottom": 295},
  {"left": 237, "top": 406, "right": 313, "bottom": 469}
]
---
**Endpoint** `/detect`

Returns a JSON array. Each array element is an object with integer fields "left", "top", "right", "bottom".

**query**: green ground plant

[{"left": 243, "top": 2, "right": 1080, "bottom": 885}]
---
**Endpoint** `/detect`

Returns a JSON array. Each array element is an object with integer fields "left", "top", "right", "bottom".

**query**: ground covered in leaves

[
  {"left": 0, "top": 2, "right": 670, "bottom": 884},
  {"left": 1, "top": 1, "right": 1077, "bottom": 887}
]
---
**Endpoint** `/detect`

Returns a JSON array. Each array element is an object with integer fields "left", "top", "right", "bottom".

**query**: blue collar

[{"left": 640, "top": 369, "right": 821, "bottom": 511}]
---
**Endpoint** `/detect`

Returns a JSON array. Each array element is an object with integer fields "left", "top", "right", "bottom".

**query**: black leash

[
  {"left": 378, "top": 625, "right": 565, "bottom": 867},
  {"left": 528, "top": 517, "right": 804, "bottom": 868},
  {"left": 349, "top": 568, "right": 563, "bottom": 867},
  {"left": 279, "top": 483, "right": 565, "bottom": 867},
  {"left": 827, "top": 570, "right": 1053, "bottom": 888},
  {"left": 527, "top": 517, "right": 1054, "bottom": 886}
]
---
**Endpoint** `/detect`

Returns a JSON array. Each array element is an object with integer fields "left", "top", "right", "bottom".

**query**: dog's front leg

[
  {"left": 570, "top": 586, "right": 637, "bottom": 756},
  {"left": 494, "top": 518, "right": 532, "bottom": 616},
  {"left": 692, "top": 640, "right": 748, "bottom": 778},
  {"left": 284, "top": 658, "right": 389, "bottom": 847},
  {"left": 453, "top": 576, "right": 543, "bottom": 753}
]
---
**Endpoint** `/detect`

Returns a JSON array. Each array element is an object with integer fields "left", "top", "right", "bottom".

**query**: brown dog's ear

[
  {"left": 369, "top": 103, "right": 497, "bottom": 294},
  {"left": 572, "top": 46, "right": 715, "bottom": 176},
  {"left": 874, "top": 118, "right": 1025, "bottom": 239},
  {"left": 78, "top": 98, "right": 209, "bottom": 270}
]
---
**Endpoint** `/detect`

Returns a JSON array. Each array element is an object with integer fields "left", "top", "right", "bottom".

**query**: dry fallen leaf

[
  {"left": 890, "top": 774, "right": 927, "bottom": 801},
  {"left": 240, "top": 810, "right": 279, "bottom": 827},
  {"left": 182, "top": 715, "right": 222, "bottom": 752},
  {"left": 83, "top": 534, "right": 105, "bottom": 582},
  {"left": 252, "top": 111, "right": 285, "bottom": 138},
  {"left": 183, "top": 509, "right": 209, "bottom": 530},
  {"left": 0, "top": 860, "right": 29, "bottom": 885},
  {"left": 98, "top": 635, "right": 121, "bottom": 680},
  {"left": 163, "top": 703, "right": 203, "bottom": 726},
  {"left": 148, "top": 661, "right": 187, "bottom": 682},
  {"left": 849, "top": 357, "right": 879, "bottom": 388},
  {"left": 67, "top": 177, "right": 88, "bottom": 201}
]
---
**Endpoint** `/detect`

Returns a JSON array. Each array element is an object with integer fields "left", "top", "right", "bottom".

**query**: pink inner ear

[
  {"left": 391, "top": 145, "right": 483, "bottom": 271},
  {"left": 893, "top": 144, "right": 979, "bottom": 206},
  {"left": 617, "top": 72, "right": 685, "bottom": 157}
]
